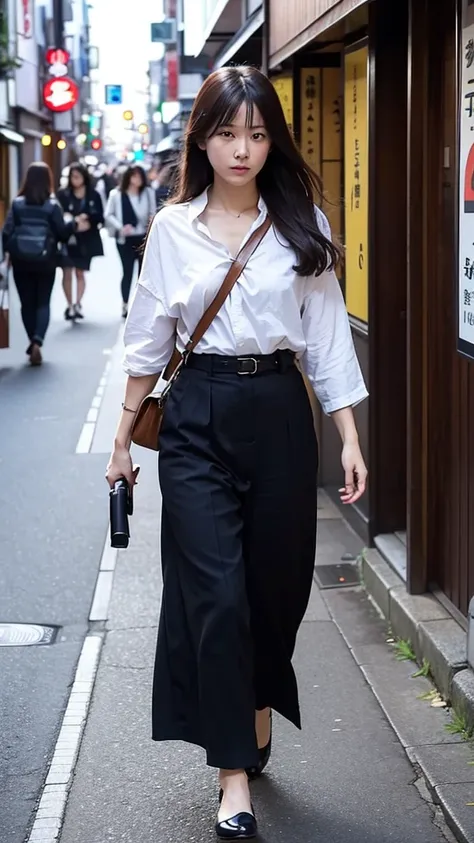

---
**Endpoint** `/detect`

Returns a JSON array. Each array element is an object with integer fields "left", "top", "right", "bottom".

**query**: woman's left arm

[
  {"left": 300, "top": 262, "right": 368, "bottom": 505},
  {"left": 330, "top": 407, "right": 368, "bottom": 504}
]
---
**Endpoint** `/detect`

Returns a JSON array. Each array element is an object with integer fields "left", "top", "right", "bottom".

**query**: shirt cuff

[{"left": 320, "top": 385, "right": 369, "bottom": 415}]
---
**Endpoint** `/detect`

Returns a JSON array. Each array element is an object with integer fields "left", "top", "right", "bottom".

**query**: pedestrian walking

[
  {"left": 106, "top": 66, "right": 368, "bottom": 839},
  {"left": 104, "top": 165, "right": 156, "bottom": 318},
  {"left": 1, "top": 162, "right": 89, "bottom": 366},
  {"left": 57, "top": 162, "right": 104, "bottom": 322}
]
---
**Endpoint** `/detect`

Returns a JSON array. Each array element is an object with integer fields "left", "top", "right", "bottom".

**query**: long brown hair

[
  {"left": 120, "top": 165, "right": 147, "bottom": 194},
  {"left": 67, "top": 162, "right": 92, "bottom": 193},
  {"left": 18, "top": 162, "right": 53, "bottom": 205},
  {"left": 170, "top": 66, "right": 339, "bottom": 276}
]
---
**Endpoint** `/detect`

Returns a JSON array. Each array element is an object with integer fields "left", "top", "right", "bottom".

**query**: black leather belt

[{"left": 186, "top": 350, "right": 296, "bottom": 376}]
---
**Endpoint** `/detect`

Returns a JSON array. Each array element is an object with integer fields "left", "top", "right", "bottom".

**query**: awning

[
  {"left": 269, "top": 0, "right": 367, "bottom": 68},
  {"left": 155, "top": 135, "right": 177, "bottom": 154},
  {"left": 214, "top": 7, "right": 264, "bottom": 69},
  {"left": 0, "top": 126, "right": 25, "bottom": 145}
]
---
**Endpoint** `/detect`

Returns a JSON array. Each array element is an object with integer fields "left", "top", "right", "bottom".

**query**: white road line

[
  {"left": 75, "top": 422, "right": 95, "bottom": 454},
  {"left": 99, "top": 536, "right": 118, "bottom": 572},
  {"left": 26, "top": 535, "right": 119, "bottom": 842},
  {"left": 89, "top": 571, "right": 114, "bottom": 621},
  {"left": 75, "top": 358, "right": 112, "bottom": 454},
  {"left": 25, "top": 634, "right": 103, "bottom": 843}
]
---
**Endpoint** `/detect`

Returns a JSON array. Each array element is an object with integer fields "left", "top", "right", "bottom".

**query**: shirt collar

[{"left": 188, "top": 186, "right": 268, "bottom": 223}]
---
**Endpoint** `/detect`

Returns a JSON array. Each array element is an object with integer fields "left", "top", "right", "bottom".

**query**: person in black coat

[
  {"left": 57, "top": 162, "right": 104, "bottom": 321},
  {"left": 2, "top": 162, "right": 89, "bottom": 366}
]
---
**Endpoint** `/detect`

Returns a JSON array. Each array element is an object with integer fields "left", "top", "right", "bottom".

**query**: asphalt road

[{"left": 0, "top": 236, "right": 126, "bottom": 843}]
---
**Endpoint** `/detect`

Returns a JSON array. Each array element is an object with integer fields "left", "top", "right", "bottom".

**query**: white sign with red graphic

[{"left": 43, "top": 77, "right": 79, "bottom": 112}]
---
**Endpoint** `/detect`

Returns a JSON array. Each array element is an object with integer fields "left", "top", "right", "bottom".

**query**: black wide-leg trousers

[{"left": 153, "top": 356, "right": 318, "bottom": 769}]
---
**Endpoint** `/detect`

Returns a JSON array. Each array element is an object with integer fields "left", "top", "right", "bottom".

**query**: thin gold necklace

[{"left": 211, "top": 203, "right": 257, "bottom": 219}]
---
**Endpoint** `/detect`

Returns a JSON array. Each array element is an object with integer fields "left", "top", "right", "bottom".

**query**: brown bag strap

[
  {"left": 162, "top": 216, "right": 271, "bottom": 382},
  {"left": 184, "top": 216, "right": 271, "bottom": 355}
]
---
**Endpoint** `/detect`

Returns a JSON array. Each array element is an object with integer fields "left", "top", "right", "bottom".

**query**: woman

[
  {"left": 106, "top": 67, "right": 368, "bottom": 839},
  {"left": 57, "top": 162, "right": 104, "bottom": 321},
  {"left": 104, "top": 165, "right": 156, "bottom": 318},
  {"left": 2, "top": 162, "right": 88, "bottom": 366}
]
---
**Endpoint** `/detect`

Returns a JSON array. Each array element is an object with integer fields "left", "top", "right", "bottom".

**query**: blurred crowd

[{"left": 0, "top": 149, "right": 180, "bottom": 366}]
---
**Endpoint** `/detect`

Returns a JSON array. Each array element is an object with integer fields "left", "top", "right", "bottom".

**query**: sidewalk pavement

[{"left": 54, "top": 458, "right": 465, "bottom": 843}]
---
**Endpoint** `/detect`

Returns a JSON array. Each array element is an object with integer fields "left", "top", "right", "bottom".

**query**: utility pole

[
  {"left": 52, "top": 0, "right": 64, "bottom": 48},
  {"left": 51, "top": 0, "right": 64, "bottom": 187}
]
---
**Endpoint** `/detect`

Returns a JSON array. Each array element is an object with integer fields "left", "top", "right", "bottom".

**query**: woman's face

[
  {"left": 200, "top": 103, "right": 271, "bottom": 187},
  {"left": 70, "top": 169, "right": 85, "bottom": 189},
  {"left": 130, "top": 170, "right": 144, "bottom": 189}
]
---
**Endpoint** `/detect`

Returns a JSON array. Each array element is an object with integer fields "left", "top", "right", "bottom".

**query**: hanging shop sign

[
  {"left": 272, "top": 75, "right": 293, "bottom": 135},
  {"left": 43, "top": 48, "right": 78, "bottom": 114},
  {"left": 43, "top": 77, "right": 79, "bottom": 112},
  {"left": 20, "top": 0, "right": 34, "bottom": 38},
  {"left": 458, "top": 1, "right": 474, "bottom": 360},
  {"left": 343, "top": 43, "right": 369, "bottom": 324}
]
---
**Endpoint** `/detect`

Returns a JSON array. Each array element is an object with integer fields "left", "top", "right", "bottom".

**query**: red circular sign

[
  {"left": 43, "top": 77, "right": 79, "bottom": 112},
  {"left": 45, "top": 47, "right": 70, "bottom": 66}
]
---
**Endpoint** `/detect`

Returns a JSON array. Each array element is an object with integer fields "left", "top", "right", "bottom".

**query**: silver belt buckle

[{"left": 237, "top": 357, "right": 258, "bottom": 375}]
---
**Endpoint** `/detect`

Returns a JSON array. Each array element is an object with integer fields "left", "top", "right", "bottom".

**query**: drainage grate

[
  {"left": 0, "top": 623, "right": 59, "bottom": 647},
  {"left": 314, "top": 563, "right": 360, "bottom": 589}
]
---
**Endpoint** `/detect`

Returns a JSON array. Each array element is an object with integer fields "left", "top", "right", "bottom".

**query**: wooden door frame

[{"left": 367, "top": 0, "right": 409, "bottom": 541}]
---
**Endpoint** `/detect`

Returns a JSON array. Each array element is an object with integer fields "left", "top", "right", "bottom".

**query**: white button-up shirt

[{"left": 123, "top": 188, "right": 368, "bottom": 414}]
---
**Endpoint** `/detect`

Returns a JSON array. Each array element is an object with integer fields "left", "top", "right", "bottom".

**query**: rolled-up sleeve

[
  {"left": 123, "top": 215, "right": 176, "bottom": 377},
  {"left": 300, "top": 268, "right": 368, "bottom": 414}
]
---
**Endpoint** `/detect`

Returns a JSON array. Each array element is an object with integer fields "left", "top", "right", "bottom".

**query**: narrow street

[
  {"left": 0, "top": 236, "right": 462, "bottom": 842},
  {"left": 0, "top": 235, "right": 123, "bottom": 843}
]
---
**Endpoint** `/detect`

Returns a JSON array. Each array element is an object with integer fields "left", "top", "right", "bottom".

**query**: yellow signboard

[
  {"left": 321, "top": 66, "right": 342, "bottom": 251},
  {"left": 344, "top": 45, "right": 369, "bottom": 323},
  {"left": 272, "top": 75, "right": 293, "bottom": 135}
]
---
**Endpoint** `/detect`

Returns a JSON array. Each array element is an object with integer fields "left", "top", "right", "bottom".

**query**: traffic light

[
  {"left": 91, "top": 138, "right": 102, "bottom": 151},
  {"left": 123, "top": 110, "right": 133, "bottom": 122},
  {"left": 57, "top": 139, "right": 67, "bottom": 150},
  {"left": 137, "top": 122, "right": 148, "bottom": 135}
]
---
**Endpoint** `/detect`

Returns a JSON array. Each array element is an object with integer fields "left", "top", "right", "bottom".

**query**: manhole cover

[
  {"left": 314, "top": 563, "right": 360, "bottom": 589},
  {"left": 0, "top": 624, "right": 58, "bottom": 647}
]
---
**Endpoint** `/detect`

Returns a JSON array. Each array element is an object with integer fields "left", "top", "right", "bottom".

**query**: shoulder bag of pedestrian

[
  {"left": 130, "top": 216, "right": 271, "bottom": 451},
  {"left": 6, "top": 199, "right": 56, "bottom": 264}
]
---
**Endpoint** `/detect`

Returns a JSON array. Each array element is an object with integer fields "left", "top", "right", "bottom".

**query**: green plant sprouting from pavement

[
  {"left": 394, "top": 638, "right": 417, "bottom": 662},
  {"left": 412, "top": 658, "right": 431, "bottom": 679},
  {"left": 445, "top": 711, "right": 474, "bottom": 742}
]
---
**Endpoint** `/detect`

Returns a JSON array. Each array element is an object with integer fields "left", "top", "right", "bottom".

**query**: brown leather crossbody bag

[{"left": 130, "top": 216, "right": 272, "bottom": 451}]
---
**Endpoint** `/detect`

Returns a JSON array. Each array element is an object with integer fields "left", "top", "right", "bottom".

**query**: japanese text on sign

[
  {"left": 458, "top": 16, "right": 474, "bottom": 358},
  {"left": 344, "top": 45, "right": 369, "bottom": 323}
]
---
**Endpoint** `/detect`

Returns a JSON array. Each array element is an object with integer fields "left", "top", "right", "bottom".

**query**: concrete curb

[{"left": 361, "top": 547, "right": 474, "bottom": 842}]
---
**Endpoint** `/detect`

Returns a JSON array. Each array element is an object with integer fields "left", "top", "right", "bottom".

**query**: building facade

[
  {"left": 184, "top": 0, "right": 264, "bottom": 71},
  {"left": 267, "top": 0, "right": 474, "bottom": 626}
]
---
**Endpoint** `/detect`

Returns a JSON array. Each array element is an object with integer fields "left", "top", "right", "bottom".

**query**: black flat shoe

[
  {"left": 215, "top": 811, "right": 257, "bottom": 839},
  {"left": 216, "top": 789, "right": 257, "bottom": 839},
  {"left": 246, "top": 710, "right": 272, "bottom": 781}
]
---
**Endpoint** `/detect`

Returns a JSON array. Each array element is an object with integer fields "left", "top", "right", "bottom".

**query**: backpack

[{"left": 7, "top": 200, "right": 56, "bottom": 263}]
